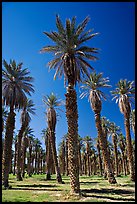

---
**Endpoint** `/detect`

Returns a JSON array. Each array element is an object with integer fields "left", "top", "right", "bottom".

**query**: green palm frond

[{"left": 40, "top": 15, "right": 99, "bottom": 86}]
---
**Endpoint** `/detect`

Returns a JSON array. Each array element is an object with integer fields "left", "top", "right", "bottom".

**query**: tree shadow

[
  {"left": 80, "top": 181, "right": 98, "bottom": 185},
  {"left": 16, "top": 184, "right": 56, "bottom": 188},
  {"left": 81, "top": 188, "right": 135, "bottom": 202},
  {"left": 82, "top": 188, "right": 134, "bottom": 195}
]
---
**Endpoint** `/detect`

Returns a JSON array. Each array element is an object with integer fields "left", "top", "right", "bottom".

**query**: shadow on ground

[{"left": 81, "top": 188, "right": 135, "bottom": 202}]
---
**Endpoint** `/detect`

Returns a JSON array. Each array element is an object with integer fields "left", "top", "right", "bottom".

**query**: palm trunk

[
  {"left": 124, "top": 116, "right": 135, "bottom": 181},
  {"left": 46, "top": 136, "right": 52, "bottom": 180},
  {"left": 112, "top": 134, "right": 119, "bottom": 177},
  {"left": 49, "top": 130, "right": 63, "bottom": 183},
  {"left": 65, "top": 137, "right": 69, "bottom": 176},
  {"left": 94, "top": 112, "right": 117, "bottom": 184},
  {"left": 2, "top": 107, "right": 16, "bottom": 188},
  {"left": 65, "top": 87, "right": 80, "bottom": 194},
  {"left": 16, "top": 122, "right": 27, "bottom": 180},
  {"left": 13, "top": 141, "right": 17, "bottom": 175},
  {"left": 97, "top": 139, "right": 103, "bottom": 176}
]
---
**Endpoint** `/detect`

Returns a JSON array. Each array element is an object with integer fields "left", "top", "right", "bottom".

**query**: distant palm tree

[
  {"left": 108, "top": 122, "right": 121, "bottom": 177},
  {"left": 40, "top": 15, "right": 99, "bottom": 194},
  {"left": 43, "top": 92, "right": 64, "bottom": 183},
  {"left": 16, "top": 99, "right": 35, "bottom": 181},
  {"left": 80, "top": 71, "right": 117, "bottom": 184},
  {"left": 41, "top": 128, "right": 53, "bottom": 180},
  {"left": 2, "top": 59, "right": 34, "bottom": 188},
  {"left": 118, "top": 133, "right": 127, "bottom": 176},
  {"left": 111, "top": 79, "right": 135, "bottom": 181},
  {"left": 83, "top": 135, "right": 93, "bottom": 176},
  {"left": 130, "top": 109, "right": 135, "bottom": 135}
]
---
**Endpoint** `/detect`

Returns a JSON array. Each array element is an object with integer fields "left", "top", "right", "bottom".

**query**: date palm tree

[
  {"left": 43, "top": 92, "right": 64, "bottom": 183},
  {"left": 108, "top": 122, "right": 121, "bottom": 177},
  {"left": 80, "top": 71, "right": 117, "bottom": 184},
  {"left": 16, "top": 99, "right": 35, "bottom": 181},
  {"left": 40, "top": 15, "right": 99, "bottom": 194},
  {"left": 118, "top": 133, "right": 127, "bottom": 176},
  {"left": 111, "top": 79, "right": 135, "bottom": 181},
  {"left": 2, "top": 59, "right": 34, "bottom": 188}
]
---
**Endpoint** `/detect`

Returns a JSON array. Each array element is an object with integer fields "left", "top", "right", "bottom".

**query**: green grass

[{"left": 2, "top": 174, "right": 135, "bottom": 202}]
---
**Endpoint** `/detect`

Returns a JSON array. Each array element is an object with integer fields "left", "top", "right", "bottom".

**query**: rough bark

[
  {"left": 124, "top": 116, "right": 135, "bottom": 181},
  {"left": 16, "top": 122, "right": 28, "bottom": 180},
  {"left": 95, "top": 112, "right": 117, "bottom": 184},
  {"left": 2, "top": 108, "right": 16, "bottom": 188},
  {"left": 65, "top": 87, "right": 80, "bottom": 194},
  {"left": 49, "top": 130, "right": 63, "bottom": 183},
  {"left": 112, "top": 134, "right": 119, "bottom": 177}
]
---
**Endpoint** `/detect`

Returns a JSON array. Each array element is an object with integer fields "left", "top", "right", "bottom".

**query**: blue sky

[{"left": 2, "top": 2, "right": 135, "bottom": 150}]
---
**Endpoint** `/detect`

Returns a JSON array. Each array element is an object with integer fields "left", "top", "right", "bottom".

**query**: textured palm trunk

[
  {"left": 78, "top": 143, "right": 82, "bottom": 176},
  {"left": 22, "top": 137, "right": 28, "bottom": 178},
  {"left": 62, "top": 141, "right": 66, "bottom": 176},
  {"left": 124, "top": 116, "right": 135, "bottom": 181},
  {"left": 112, "top": 134, "right": 119, "bottom": 177},
  {"left": 46, "top": 136, "right": 52, "bottom": 180},
  {"left": 95, "top": 112, "right": 117, "bottom": 184},
  {"left": 65, "top": 87, "right": 80, "bottom": 194},
  {"left": 2, "top": 107, "right": 16, "bottom": 188},
  {"left": 34, "top": 150, "right": 38, "bottom": 174},
  {"left": 13, "top": 141, "right": 17, "bottom": 175},
  {"left": 97, "top": 139, "right": 103, "bottom": 176},
  {"left": 16, "top": 122, "right": 27, "bottom": 180},
  {"left": 27, "top": 144, "right": 32, "bottom": 177},
  {"left": 49, "top": 130, "right": 63, "bottom": 183},
  {"left": 65, "top": 137, "right": 69, "bottom": 176}
]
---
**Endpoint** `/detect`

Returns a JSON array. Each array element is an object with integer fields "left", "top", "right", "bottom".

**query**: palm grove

[{"left": 2, "top": 15, "right": 135, "bottom": 195}]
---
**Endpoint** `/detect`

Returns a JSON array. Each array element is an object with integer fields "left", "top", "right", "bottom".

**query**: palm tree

[
  {"left": 43, "top": 93, "right": 64, "bottom": 183},
  {"left": 83, "top": 135, "right": 93, "bottom": 176},
  {"left": 130, "top": 109, "right": 135, "bottom": 135},
  {"left": 2, "top": 59, "right": 34, "bottom": 188},
  {"left": 118, "top": 133, "right": 127, "bottom": 176},
  {"left": 40, "top": 15, "right": 99, "bottom": 195},
  {"left": 80, "top": 71, "right": 117, "bottom": 184},
  {"left": 33, "top": 138, "right": 42, "bottom": 174},
  {"left": 16, "top": 99, "right": 35, "bottom": 181},
  {"left": 94, "top": 137, "right": 103, "bottom": 176},
  {"left": 108, "top": 122, "right": 121, "bottom": 177},
  {"left": 111, "top": 79, "right": 135, "bottom": 181},
  {"left": 41, "top": 128, "right": 53, "bottom": 180}
]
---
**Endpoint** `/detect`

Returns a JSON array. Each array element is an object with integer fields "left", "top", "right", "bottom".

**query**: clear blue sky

[{"left": 2, "top": 2, "right": 135, "bottom": 150}]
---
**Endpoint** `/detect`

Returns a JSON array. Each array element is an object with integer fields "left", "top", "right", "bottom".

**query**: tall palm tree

[
  {"left": 40, "top": 15, "right": 99, "bottom": 195},
  {"left": 130, "top": 109, "right": 135, "bottom": 135},
  {"left": 41, "top": 128, "right": 53, "bottom": 180},
  {"left": 118, "top": 133, "right": 127, "bottom": 176},
  {"left": 2, "top": 59, "right": 34, "bottom": 188},
  {"left": 108, "top": 122, "right": 121, "bottom": 177},
  {"left": 83, "top": 135, "right": 93, "bottom": 176},
  {"left": 33, "top": 138, "right": 42, "bottom": 174},
  {"left": 80, "top": 71, "right": 117, "bottom": 184},
  {"left": 94, "top": 137, "right": 103, "bottom": 176},
  {"left": 111, "top": 79, "right": 135, "bottom": 181},
  {"left": 43, "top": 92, "right": 64, "bottom": 183},
  {"left": 16, "top": 99, "right": 35, "bottom": 181}
]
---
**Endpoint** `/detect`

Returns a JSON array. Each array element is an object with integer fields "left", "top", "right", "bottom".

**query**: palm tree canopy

[
  {"left": 80, "top": 72, "right": 111, "bottom": 112},
  {"left": 43, "top": 93, "right": 64, "bottom": 132},
  {"left": 40, "top": 15, "right": 99, "bottom": 87},
  {"left": 20, "top": 99, "right": 36, "bottom": 124},
  {"left": 111, "top": 79, "right": 135, "bottom": 115},
  {"left": 2, "top": 59, "right": 34, "bottom": 109},
  {"left": 42, "top": 92, "right": 63, "bottom": 109}
]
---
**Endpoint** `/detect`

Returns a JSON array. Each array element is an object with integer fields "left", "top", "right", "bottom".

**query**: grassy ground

[{"left": 2, "top": 173, "right": 135, "bottom": 202}]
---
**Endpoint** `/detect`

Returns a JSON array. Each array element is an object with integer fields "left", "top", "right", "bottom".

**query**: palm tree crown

[
  {"left": 2, "top": 59, "right": 35, "bottom": 109},
  {"left": 40, "top": 15, "right": 99, "bottom": 87},
  {"left": 80, "top": 72, "right": 111, "bottom": 111},
  {"left": 111, "top": 79, "right": 135, "bottom": 116}
]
